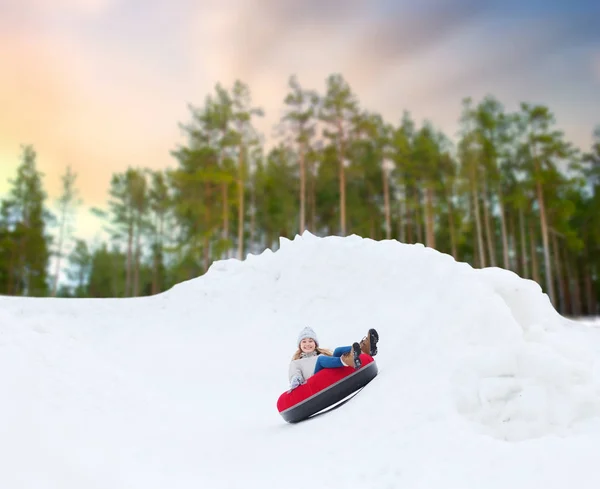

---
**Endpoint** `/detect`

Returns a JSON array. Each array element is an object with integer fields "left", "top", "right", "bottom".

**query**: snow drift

[{"left": 1, "top": 232, "right": 600, "bottom": 489}]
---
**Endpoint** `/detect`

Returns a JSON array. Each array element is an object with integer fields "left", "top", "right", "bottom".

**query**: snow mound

[
  {"left": 173, "top": 231, "right": 600, "bottom": 441},
  {"left": 1, "top": 231, "right": 600, "bottom": 489},
  {"left": 451, "top": 268, "right": 600, "bottom": 441}
]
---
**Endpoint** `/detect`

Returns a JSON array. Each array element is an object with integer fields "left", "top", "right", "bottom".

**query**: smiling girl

[{"left": 287, "top": 326, "right": 379, "bottom": 391}]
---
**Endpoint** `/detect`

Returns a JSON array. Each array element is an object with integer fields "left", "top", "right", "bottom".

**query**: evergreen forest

[{"left": 1, "top": 74, "right": 599, "bottom": 316}]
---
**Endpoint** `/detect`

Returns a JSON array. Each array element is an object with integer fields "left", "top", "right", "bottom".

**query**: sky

[{"left": 1, "top": 0, "right": 599, "bottom": 245}]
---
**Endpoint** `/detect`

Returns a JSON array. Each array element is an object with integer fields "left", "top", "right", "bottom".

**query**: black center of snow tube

[{"left": 279, "top": 361, "right": 378, "bottom": 423}]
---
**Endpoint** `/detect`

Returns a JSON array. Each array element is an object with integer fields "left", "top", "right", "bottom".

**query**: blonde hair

[{"left": 291, "top": 346, "right": 333, "bottom": 360}]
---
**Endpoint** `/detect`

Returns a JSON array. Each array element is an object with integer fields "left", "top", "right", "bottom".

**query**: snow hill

[{"left": 1, "top": 232, "right": 600, "bottom": 489}]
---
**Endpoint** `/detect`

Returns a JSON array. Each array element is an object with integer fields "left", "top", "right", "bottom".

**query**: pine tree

[
  {"left": 281, "top": 75, "right": 320, "bottom": 234},
  {"left": 67, "top": 239, "right": 91, "bottom": 297},
  {"left": 320, "top": 74, "right": 359, "bottom": 236},
  {"left": 52, "top": 165, "right": 81, "bottom": 296},
  {"left": 2, "top": 145, "right": 51, "bottom": 296}
]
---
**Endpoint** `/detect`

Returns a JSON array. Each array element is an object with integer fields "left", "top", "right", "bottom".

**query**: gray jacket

[{"left": 288, "top": 352, "right": 320, "bottom": 383}]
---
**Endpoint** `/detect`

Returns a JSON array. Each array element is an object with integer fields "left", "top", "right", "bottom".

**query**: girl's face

[{"left": 300, "top": 338, "right": 316, "bottom": 353}]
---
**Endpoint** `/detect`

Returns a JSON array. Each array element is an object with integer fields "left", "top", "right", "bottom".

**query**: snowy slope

[{"left": 1, "top": 232, "right": 600, "bottom": 489}]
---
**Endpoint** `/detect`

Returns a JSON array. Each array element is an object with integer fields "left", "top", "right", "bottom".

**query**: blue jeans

[{"left": 313, "top": 346, "right": 351, "bottom": 374}]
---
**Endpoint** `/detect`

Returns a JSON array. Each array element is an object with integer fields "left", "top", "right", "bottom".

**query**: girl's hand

[{"left": 289, "top": 375, "right": 304, "bottom": 391}]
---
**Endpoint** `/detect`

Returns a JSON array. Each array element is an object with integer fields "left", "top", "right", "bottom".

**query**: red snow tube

[{"left": 277, "top": 354, "right": 378, "bottom": 423}]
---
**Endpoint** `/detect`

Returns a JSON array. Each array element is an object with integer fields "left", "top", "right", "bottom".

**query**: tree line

[{"left": 1, "top": 73, "right": 599, "bottom": 316}]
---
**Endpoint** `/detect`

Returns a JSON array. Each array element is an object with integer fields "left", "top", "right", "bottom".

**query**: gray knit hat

[{"left": 297, "top": 326, "right": 319, "bottom": 346}]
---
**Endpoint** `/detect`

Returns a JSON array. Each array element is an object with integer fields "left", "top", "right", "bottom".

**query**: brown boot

[
  {"left": 359, "top": 328, "right": 379, "bottom": 356},
  {"left": 341, "top": 343, "right": 362, "bottom": 369}
]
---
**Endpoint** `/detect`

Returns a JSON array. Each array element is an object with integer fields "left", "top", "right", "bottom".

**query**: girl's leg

[
  {"left": 333, "top": 346, "right": 351, "bottom": 357},
  {"left": 313, "top": 355, "right": 344, "bottom": 374}
]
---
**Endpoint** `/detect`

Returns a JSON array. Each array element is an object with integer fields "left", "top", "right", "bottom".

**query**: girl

[{"left": 288, "top": 326, "right": 379, "bottom": 391}]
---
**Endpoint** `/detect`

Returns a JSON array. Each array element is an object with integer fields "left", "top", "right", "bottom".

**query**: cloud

[
  {"left": 230, "top": 0, "right": 367, "bottom": 76},
  {"left": 187, "top": 0, "right": 494, "bottom": 92},
  {"left": 344, "top": 0, "right": 493, "bottom": 74},
  {"left": 403, "top": 12, "right": 600, "bottom": 100},
  {"left": 185, "top": 0, "right": 599, "bottom": 138}
]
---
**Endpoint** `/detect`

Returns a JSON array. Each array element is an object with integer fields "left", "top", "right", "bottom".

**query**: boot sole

[
  {"left": 352, "top": 342, "right": 362, "bottom": 369},
  {"left": 368, "top": 328, "right": 379, "bottom": 356}
]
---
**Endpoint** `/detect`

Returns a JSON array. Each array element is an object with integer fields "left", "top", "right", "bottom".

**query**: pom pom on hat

[{"left": 297, "top": 326, "right": 318, "bottom": 346}]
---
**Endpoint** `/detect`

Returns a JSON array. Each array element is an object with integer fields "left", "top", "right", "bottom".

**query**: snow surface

[{"left": 1, "top": 232, "right": 600, "bottom": 489}]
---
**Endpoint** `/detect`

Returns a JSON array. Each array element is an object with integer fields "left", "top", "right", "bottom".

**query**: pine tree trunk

[
  {"left": 299, "top": 143, "right": 306, "bottom": 234},
  {"left": 250, "top": 177, "right": 256, "bottom": 254},
  {"left": 472, "top": 230, "right": 478, "bottom": 267},
  {"left": 425, "top": 185, "right": 435, "bottom": 248},
  {"left": 508, "top": 208, "right": 516, "bottom": 271},
  {"left": 551, "top": 230, "right": 564, "bottom": 313},
  {"left": 415, "top": 187, "right": 423, "bottom": 244},
  {"left": 222, "top": 183, "right": 229, "bottom": 257},
  {"left": 158, "top": 212, "right": 164, "bottom": 293},
  {"left": 535, "top": 177, "right": 555, "bottom": 305},
  {"left": 422, "top": 189, "right": 428, "bottom": 245},
  {"left": 218, "top": 148, "right": 230, "bottom": 259},
  {"left": 158, "top": 212, "right": 166, "bottom": 294},
  {"left": 309, "top": 157, "right": 316, "bottom": 232},
  {"left": 529, "top": 220, "right": 540, "bottom": 284},
  {"left": 191, "top": 232, "right": 198, "bottom": 279},
  {"left": 567, "top": 250, "right": 580, "bottom": 316},
  {"left": 470, "top": 188, "right": 480, "bottom": 268},
  {"left": 237, "top": 145, "right": 245, "bottom": 260},
  {"left": 382, "top": 164, "right": 391, "bottom": 239},
  {"left": 559, "top": 241, "right": 572, "bottom": 315},
  {"left": 519, "top": 206, "right": 528, "bottom": 278},
  {"left": 445, "top": 185, "right": 457, "bottom": 259},
  {"left": 498, "top": 192, "right": 509, "bottom": 270},
  {"left": 152, "top": 245, "right": 159, "bottom": 296},
  {"left": 151, "top": 212, "right": 159, "bottom": 296},
  {"left": 126, "top": 216, "right": 133, "bottom": 297},
  {"left": 337, "top": 120, "right": 347, "bottom": 236},
  {"left": 339, "top": 153, "right": 346, "bottom": 236},
  {"left": 472, "top": 179, "right": 485, "bottom": 268},
  {"left": 583, "top": 244, "right": 595, "bottom": 314},
  {"left": 482, "top": 180, "right": 496, "bottom": 267},
  {"left": 399, "top": 184, "right": 406, "bottom": 243},
  {"left": 205, "top": 181, "right": 212, "bottom": 271},
  {"left": 134, "top": 222, "right": 141, "bottom": 297},
  {"left": 52, "top": 205, "right": 67, "bottom": 296},
  {"left": 574, "top": 258, "right": 583, "bottom": 316},
  {"left": 203, "top": 236, "right": 210, "bottom": 272},
  {"left": 531, "top": 142, "right": 555, "bottom": 304},
  {"left": 406, "top": 184, "right": 413, "bottom": 243}
]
